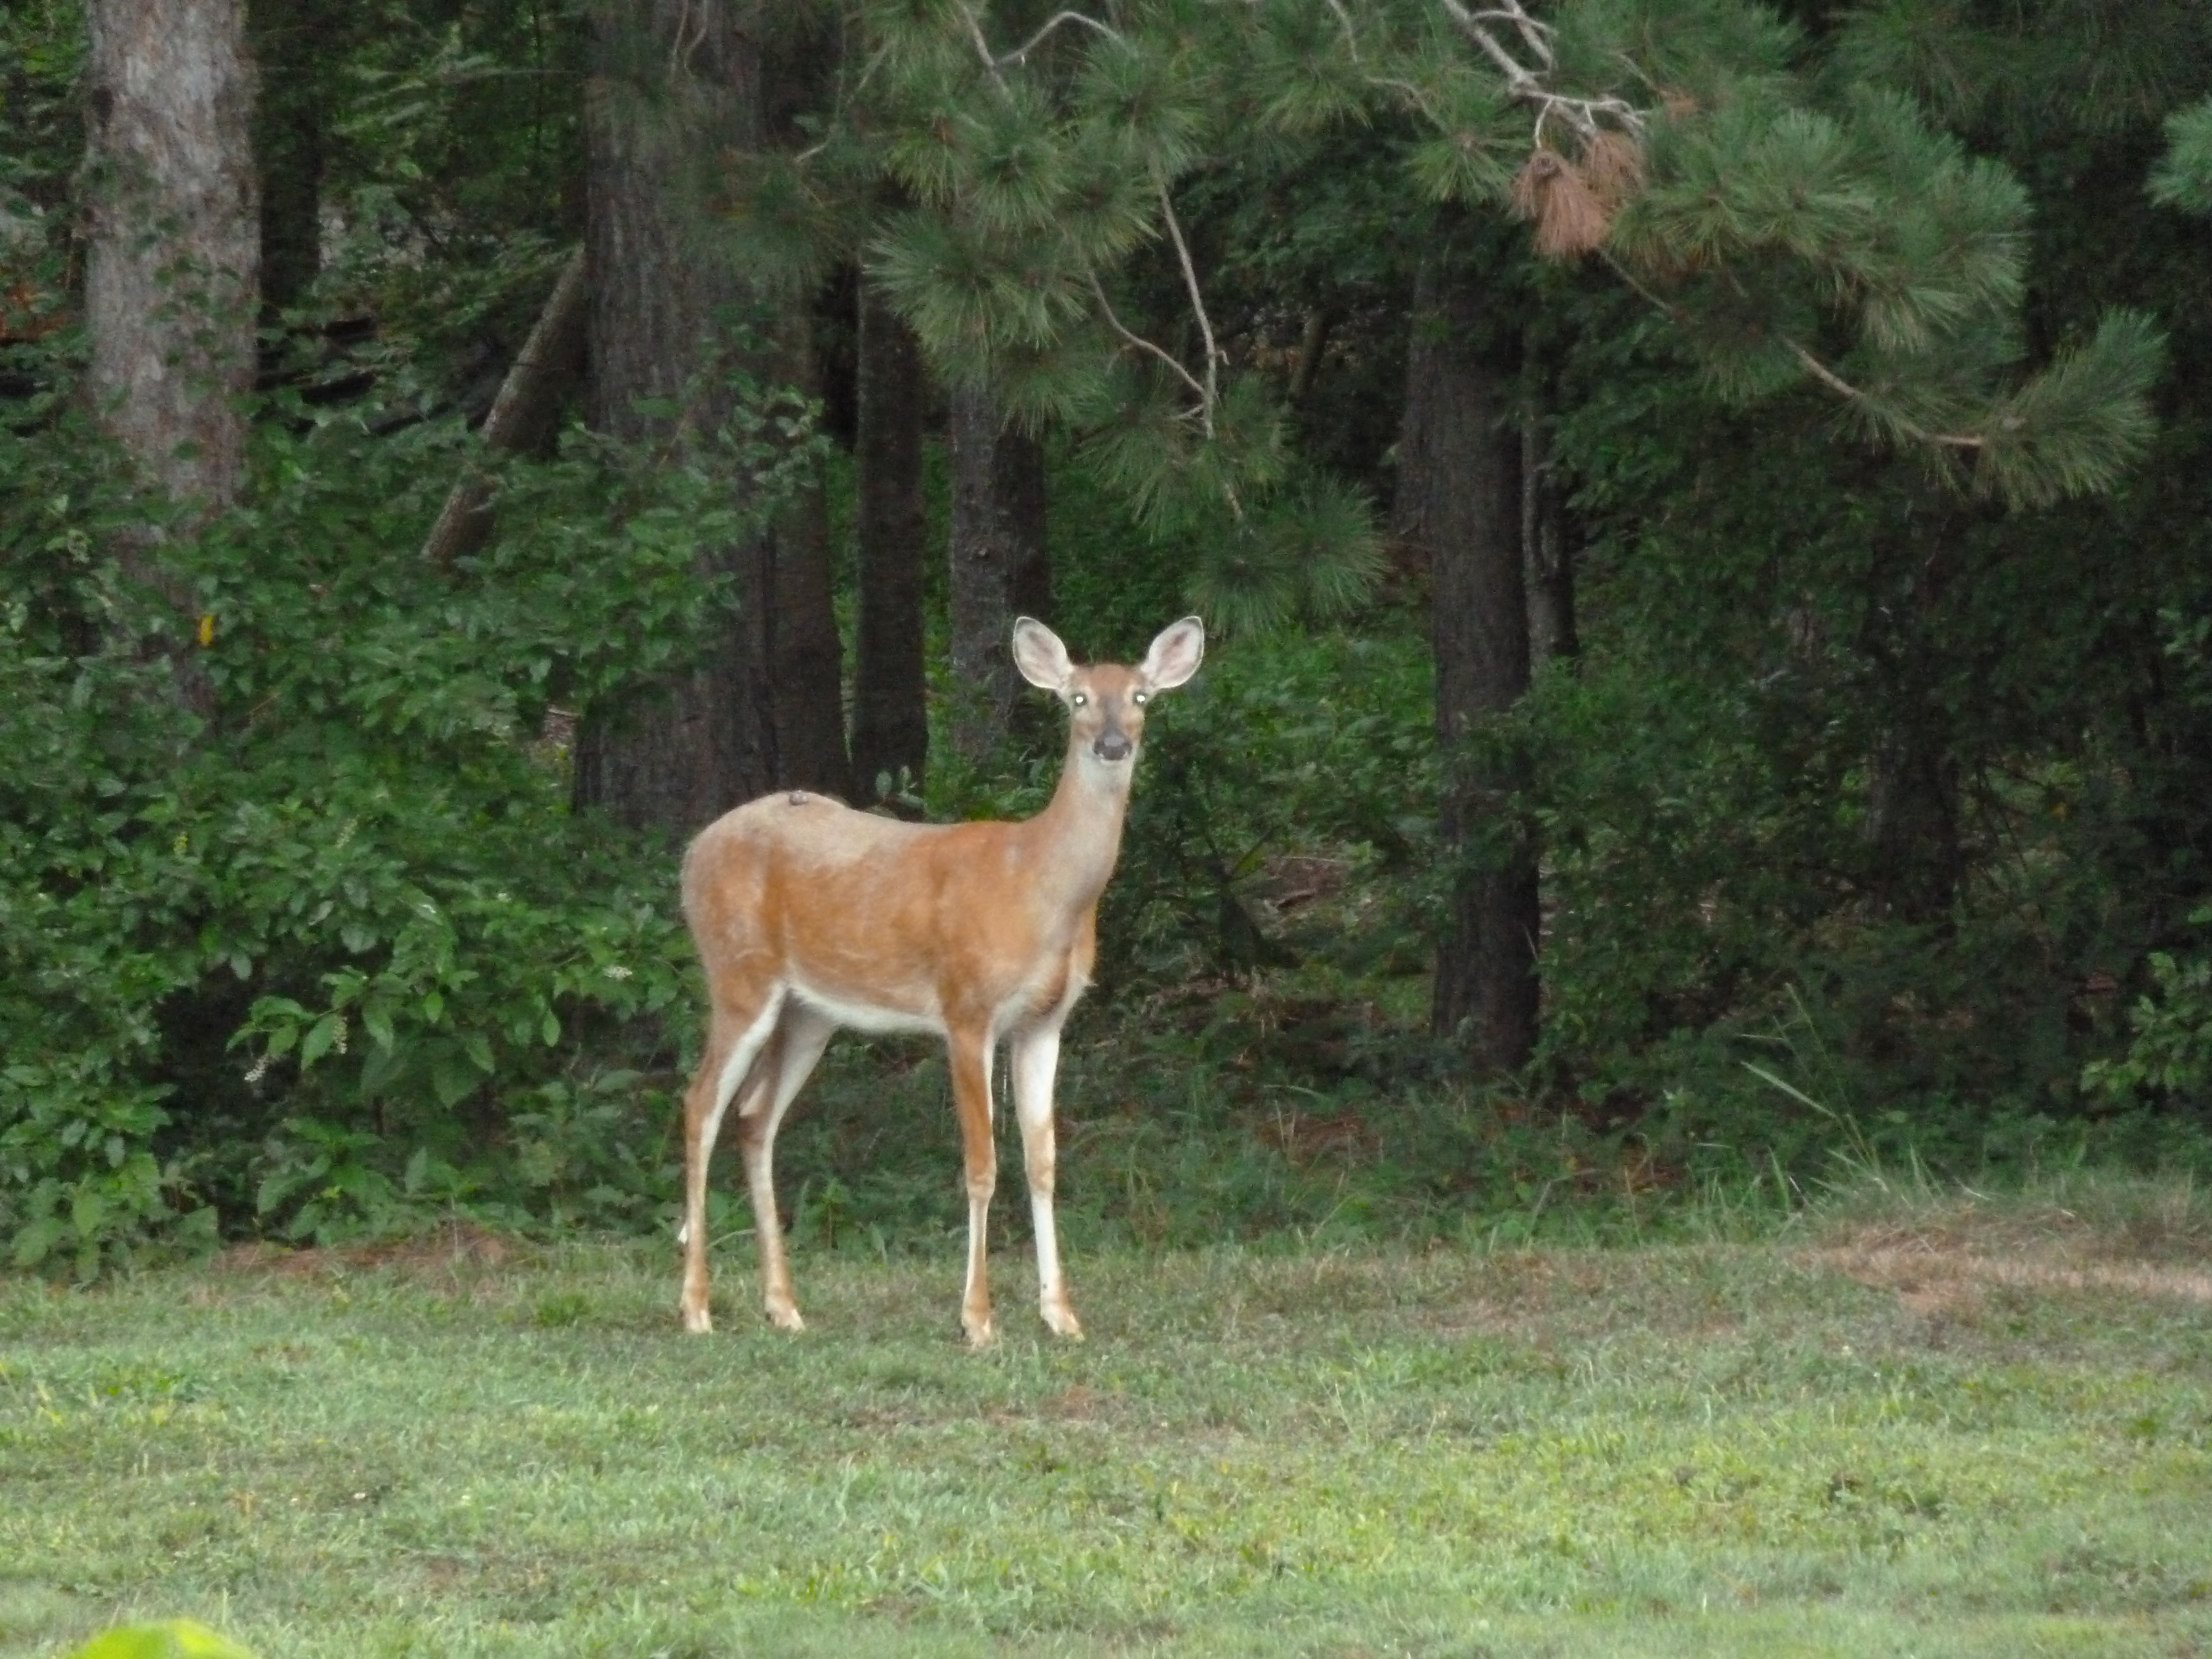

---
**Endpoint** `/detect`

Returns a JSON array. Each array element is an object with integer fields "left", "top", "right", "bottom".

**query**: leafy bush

[{"left": 0, "top": 367, "right": 818, "bottom": 1274}]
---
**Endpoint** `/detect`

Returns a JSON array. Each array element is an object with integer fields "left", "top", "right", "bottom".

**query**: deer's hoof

[
  {"left": 1042, "top": 1303, "right": 1084, "bottom": 1339},
  {"left": 766, "top": 1302, "right": 805, "bottom": 1332},
  {"left": 681, "top": 1303, "right": 713, "bottom": 1335}
]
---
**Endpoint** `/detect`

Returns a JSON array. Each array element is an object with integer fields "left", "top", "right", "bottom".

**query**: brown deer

[{"left": 677, "top": 615, "right": 1206, "bottom": 1345}]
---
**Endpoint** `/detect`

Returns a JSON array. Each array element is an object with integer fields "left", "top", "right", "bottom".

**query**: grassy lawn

[{"left": 5, "top": 1178, "right": 2211, "bottom": 1658}]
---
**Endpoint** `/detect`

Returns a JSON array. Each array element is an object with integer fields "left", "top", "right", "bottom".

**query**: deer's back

[{"left": 682, "top": 790, "right": 1089, "bottom": 1032}]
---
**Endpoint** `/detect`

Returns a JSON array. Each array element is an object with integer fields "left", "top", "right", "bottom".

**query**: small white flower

[
  {"left": 244, "top": 1055, "right": 270, "bottom": 1084},
  {"left": 603, "top": 964, "right": 634, "bottom": 982}
]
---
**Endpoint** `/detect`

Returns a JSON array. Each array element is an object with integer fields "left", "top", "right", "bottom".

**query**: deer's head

[{"left": 1013, "top": 616, "right": 1206, "bottom": 769}]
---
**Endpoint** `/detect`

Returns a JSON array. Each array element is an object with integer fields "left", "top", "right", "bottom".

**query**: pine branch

[
  {"left": 1436, "top": 0, "right": 1642, "bottom": 139},
  {"left": 1782, "top": 341, "right": 1984, "bottom": 451}
]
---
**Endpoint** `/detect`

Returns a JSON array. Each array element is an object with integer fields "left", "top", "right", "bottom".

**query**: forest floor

[{"left": 4, "top": 1175, "right": 2211, "bottom": 1659}]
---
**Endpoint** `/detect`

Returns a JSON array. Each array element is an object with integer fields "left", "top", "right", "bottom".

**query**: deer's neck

[{"left": 1023, "top": 739, "right": 1135, "bottom": 913}]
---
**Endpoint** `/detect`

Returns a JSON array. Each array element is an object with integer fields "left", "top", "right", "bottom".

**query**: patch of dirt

[
  {"left": 1807, "top": 1239, "right": 2212, "bottom": 1313},
  {"left": 211, "top": 1222, "right": 521, "bottom": 1280}
]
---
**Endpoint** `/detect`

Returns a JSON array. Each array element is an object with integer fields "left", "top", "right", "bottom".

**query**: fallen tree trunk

[{"left": 421, "top": 246, "right": 589, "bottom": 566}]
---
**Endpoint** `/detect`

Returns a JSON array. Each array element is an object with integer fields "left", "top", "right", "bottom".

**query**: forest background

[{"left": 4, "top": 0, "right": 2211, "bottom": 1281}]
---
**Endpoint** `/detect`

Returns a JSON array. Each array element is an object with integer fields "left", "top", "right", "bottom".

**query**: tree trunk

[
  {"left": 570, "top": 1, "right": 847, "bottom": 836},
  {"left": 1395, "top": 256, "right": 1539, "bottom": 1077},
  {"left": 86, "top": 0, "right": 258, "bottom": 514},
  {"left": 851, "top": 275, "right": 930, "bottom": 807},
  {"left": 748, "top": 308, "right": 852, "bottom": 800},
  {"left": 246, "top": 0, "right": 331, "bottom": 315},
  {"left": 421, "top": 246, "right": 588, "bottom": 566},
  {"left": 1861, "top": 507, "right": 1966, "bottom": 927},
  {"left": 947, "top": 382, "right": 1049, "bottom": 763}
]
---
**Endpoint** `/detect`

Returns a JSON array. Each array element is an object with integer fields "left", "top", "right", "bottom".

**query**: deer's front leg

[
  {"left": 947, "top": 1023, "right": 998, "bottom": 1347},
  {"left": 1011, "top": 1022, "right": 1081, "bottom": 1338}
]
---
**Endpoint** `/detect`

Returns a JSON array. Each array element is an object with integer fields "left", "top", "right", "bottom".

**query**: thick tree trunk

[
  {"left": 851, "top": 276, "right": 930, "bottom": 806},
  {"left": 570, "top": 1, "right": 846, "bottom": 836},
  {"left": 86, "top": 0, "right": 258, "bottom": 513},
  {"left": 947, "top": 383, "right": 1049, "bottom": 762},
  {"left": 1395, "top": 257, "right": 1539, "bottom": 1077},
  {"left": 246, "top": 0, "right": 330, "bottom": 314},
  {"left": 747, "top": 310, "right": 852, "bottom": 800},
  {"left": 1861, "top": 509, "right": 1965, "bottom": 926}
]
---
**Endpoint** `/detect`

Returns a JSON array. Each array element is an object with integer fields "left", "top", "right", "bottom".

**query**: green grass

[{"left": 6, "top": 1176, "right": 2211, "bottom": 1658}]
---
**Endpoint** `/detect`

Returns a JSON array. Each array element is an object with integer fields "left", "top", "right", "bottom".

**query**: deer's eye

[
  {"left": 1071, "top": 692, "right": 1088, "bottom": 708},
  {"left": 1133, "top": 691, "right": 1150, "bottom": 706}
]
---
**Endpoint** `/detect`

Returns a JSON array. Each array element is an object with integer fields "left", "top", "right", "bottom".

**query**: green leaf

[
  {"left": 430, "top": 1048, "right": 481, "bottom": 1110},
  {"left": 361, "top": 997, "right": 397, "bottom": 1053},
  {"left": 300, "top": 1014, "right": 343, "bottom": 1068}
]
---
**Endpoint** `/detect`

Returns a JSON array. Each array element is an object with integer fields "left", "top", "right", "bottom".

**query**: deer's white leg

[
  {"left": 737, "top": 998, "right": 834, "bottom": 1332},
  {"left": 1011, "top": 1021, "right": 1081, "bottom": 1338},
  {"left": 680, "top": 982, "right": 787, "bottom": 1334},
  {"left": 948, "top": 1024, "right": 998, "bottom": 1347}
]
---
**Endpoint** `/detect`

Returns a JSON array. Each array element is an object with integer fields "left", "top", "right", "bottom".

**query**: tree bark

[
  {"left": 1395, "top": 255, "right": 1539, "bottom": 1077},
  {"left": 851, "top": 275, "right": 930, "bottom": 806},
  {"left": 86, "top": 0, "right": 258, "bottom": 514},
  {"left": 947, "top": 382, "right": 1050, "bottom": 763},
  {"left": 570, "top": 1, "right": 847, "bottom": 836},
  {"left": 246, "top": 0, "right": 331, "bottom": 315}
]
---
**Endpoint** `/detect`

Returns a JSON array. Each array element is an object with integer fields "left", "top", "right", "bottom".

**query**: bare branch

[
  {"left": 1155, "top": 172, "right": 1221, "bottom": 437},
  {"left": 1439, "top": 0, "right": 1541, "bottom": 91},
  {"left": 1000, "top": 9, "right": 1121, "bottom": 65},
  {"left": 959, "top": 3, "right": 1011, "bottom": 93},
  {"left": 1088, "top": 270, "right": 1208, "bottom": 404},
  {"left": 1436, "top": 0, "right": 1645, "bottom": 140},
  {"left": 1467, "top": 3, "right": 1556, "bottom": 69}
]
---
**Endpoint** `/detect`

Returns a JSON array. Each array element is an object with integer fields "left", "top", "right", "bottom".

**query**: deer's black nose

[{"left": 1094, "top": 731, "right": 1133, "bottom": 762}]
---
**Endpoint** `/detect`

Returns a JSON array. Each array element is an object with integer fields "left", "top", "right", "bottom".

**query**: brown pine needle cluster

[
  {"left": 1512, "top": 150, "right": 1609, "bottom": 259},
  {"left": 1510, "top": 128, "right": 1648, "bottom": 260}
]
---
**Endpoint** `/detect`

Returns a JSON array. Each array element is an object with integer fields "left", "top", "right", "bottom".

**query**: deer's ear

[
  {"left": 1139, "top": 616, "right": 1205, "bottom": 691},
  {"left": 1011, "top": 617, "right": 1074, "bottom": 691}
]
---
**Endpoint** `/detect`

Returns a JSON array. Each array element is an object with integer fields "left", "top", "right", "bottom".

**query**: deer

[{"left": 676, "top": 615, "right": 1206, "bottom": 1346}]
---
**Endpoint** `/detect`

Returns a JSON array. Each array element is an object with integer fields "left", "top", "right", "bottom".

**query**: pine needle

[{"left": 1512, "top": 150, "right": 1611, "bottom": 259}]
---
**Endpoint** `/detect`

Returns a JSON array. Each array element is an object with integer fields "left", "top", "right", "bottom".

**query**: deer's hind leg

[
  {"left": 679, "top": 979, "right": 787, "bottom": 1334},
  {"left": 734, "top": 998, "right": 836, "bottom": 1331},
  {"left": 947, "top": 1019, "right": 999, "bottom": 1348}
]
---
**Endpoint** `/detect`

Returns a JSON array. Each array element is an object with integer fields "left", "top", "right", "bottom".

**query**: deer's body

[{"left": 677, "top": 617, "right": 1204, "bottom": 1345}]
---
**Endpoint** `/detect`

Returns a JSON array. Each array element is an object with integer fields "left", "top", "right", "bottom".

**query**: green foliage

[
  {"left": 2085, "top": 912, "right": 2212, "bottom": 1111},
  {"left": 2151, "top": 96, "right": 2212, "bottom": 215},
  {"left": 0, "top": 352, "right": 827, "bottom": 1270}
]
